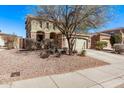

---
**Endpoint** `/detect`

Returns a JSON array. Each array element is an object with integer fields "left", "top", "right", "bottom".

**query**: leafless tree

[{"left": 36, "top": 5, "right": 112, "bottom": 55}]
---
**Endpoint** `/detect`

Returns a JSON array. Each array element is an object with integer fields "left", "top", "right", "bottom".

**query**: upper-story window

[
  {"left": 40, "top": 21, "right": 42, "bottom": 28},
  {"left": 46, "top": 22, "right": 49, "bottom": 29},
  {"left": 53, "top": 24, "right": 56, "bottom": 30},
  {"left": 26, "top": 32, "right": 28, "bottom": 38}
]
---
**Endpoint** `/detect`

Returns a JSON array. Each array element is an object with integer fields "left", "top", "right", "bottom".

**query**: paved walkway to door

[{"left": 1, "top": 49, "right": 124, "bottom": 88}]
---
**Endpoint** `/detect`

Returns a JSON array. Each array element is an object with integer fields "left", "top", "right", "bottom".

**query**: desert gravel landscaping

[{"left": 0, "top": 49, "right": 109, "bottom": 84}]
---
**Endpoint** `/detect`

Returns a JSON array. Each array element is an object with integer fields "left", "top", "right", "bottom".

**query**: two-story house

[{"left": 25, "top": 15, "right": 91, "bottom": 53}]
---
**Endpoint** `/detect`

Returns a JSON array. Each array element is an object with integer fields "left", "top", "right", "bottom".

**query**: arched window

[
  {"left": 50, "top": 32, "right": 56, "bottom": 40},
  {"left": 36, "top": 31, "right": 45, "bottom": 42}
]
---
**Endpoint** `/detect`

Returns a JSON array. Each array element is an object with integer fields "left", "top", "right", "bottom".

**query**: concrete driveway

[
  {"left": 1, "top": 49, "right": 124, "bottom": 88},
  {"left": 87, "top": 49, "right": 124, "bottom": 64},
  {"left": 0, "top": 48, "right": 4, "bottom": 51}
]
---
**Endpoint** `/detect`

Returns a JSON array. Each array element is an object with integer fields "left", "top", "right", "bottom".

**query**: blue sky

[
  {"left": 90, "top": 5, "right": 124, "bottom": 33},
  {"left": 0, "top": 5, "right": 124, "bottom": 37},
  {"left": 0, "top": 5, "right": 33, "bottom": 37}
]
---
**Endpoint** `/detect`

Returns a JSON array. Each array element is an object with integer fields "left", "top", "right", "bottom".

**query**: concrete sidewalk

[{"left": 1, "top": 49, "right": 124, "bottom": 88}]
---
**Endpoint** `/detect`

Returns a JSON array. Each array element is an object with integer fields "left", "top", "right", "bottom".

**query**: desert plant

[
  {"left": 113, "top": 44, "right": 124, "bottom": 54},
  {"left": 54, "top": 51, "right": 61, "bottom": 58},
  {"left": 72, "top": 50, "right": 78, "bottom": 54},
  {"left": 80, "top": 50, "right": 86, "bottom": 56},
  {"left": 40, "top": 50, "right": 50, "bottom": 58},
  {"left": 40, "top": 39, "right": 59, "bottom": 58},
  {"left": 42, "top": 39, "right": 57, "bottom": 50},
  {"left": 5, "top": 41, "right": 14, "bottom": 49},
  {"left": 110, "top": 34, "right": 122, "bottom": 47},
  {"left": 78, "top": 50, "right": 86, "bottom": 56},
  {"left": 96, "top": 41, "right": 108, "bottom": 50},
  {"left": 3, "top": 35, "right": 17, "bottom": 49},
  {"left": 60, "top": 47, "right": 67, "bottom": 54},
  {"left": 25, "top": 39, "right": 37, "bottom": 50}
]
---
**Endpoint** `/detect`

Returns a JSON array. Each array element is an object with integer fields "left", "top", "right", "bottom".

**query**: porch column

[
  {"left": 31, "top": 32, "right": 37, "bottom": 40},
  {"left": 45, "top": 33, "right": 50, "bottom": 39}
]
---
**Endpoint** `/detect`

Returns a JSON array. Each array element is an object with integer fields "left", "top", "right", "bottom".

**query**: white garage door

[
  {"left": 0, "top": 38, "right": 4, "bottom": 46},
  {"left": 64, "top": 38, "right": 87, "bottom": 53},
  {"left": 74, "top": 38, "right": 87, "bottom": 53}
]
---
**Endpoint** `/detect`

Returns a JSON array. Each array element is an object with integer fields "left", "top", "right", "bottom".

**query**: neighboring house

[
  {"left": 0, "top": 32, "right": 24, "bottom": 49},
  {"left": 91, "top": 28, "right": 124, "bottom": 49},
  {"left": 0, "top": 36, "right": 4, "bottom": 47},
  {"left": 25, "top": 15, "right": 91, "bottom": 52},
  {"left": 91, "top": 33, "right": 111, "bottom": 49},
  {"left": 100, "top": 27, "right": 124, "bottom": 44}
]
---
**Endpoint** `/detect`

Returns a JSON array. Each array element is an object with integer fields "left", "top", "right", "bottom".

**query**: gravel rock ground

[{"left": 0, "top": 49, "right": 109, "bottom": 84}]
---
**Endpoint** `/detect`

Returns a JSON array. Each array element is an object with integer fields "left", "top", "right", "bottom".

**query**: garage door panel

[{"left": 75, "top": 39, "right": 87, "bottom": 53}]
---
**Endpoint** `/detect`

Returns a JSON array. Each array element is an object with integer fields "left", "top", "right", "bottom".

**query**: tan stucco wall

[
  {"left": 99, "top": 35, "right": 111, "bottom": 49},
  {"left": 31, "top": 20, "right": 60, "bottom": 34},
  {"left": 26, "top": 18, "right": 91, "bottom": 51},
  {"left": 120, "top": 30, "right": 124, "bottom": 44},
  {"left": 30, "top": 19, "right": 61, "bottom": 40},
  {"left": 122, "top": 33, "right": 124, "bottom": 44}
]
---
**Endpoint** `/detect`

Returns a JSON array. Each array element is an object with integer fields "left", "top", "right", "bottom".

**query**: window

[
  {"left": 46, "top": 22, "right": 49, "bottom": 29},
  {"left": 40, "top": 21, "right": 42, "bottom": 28},
  {"left": 26, "top": 32, "right": 28, "bottom": 38},
  {"left": 53, "top": 24, "right": 56, "bottom": 30}
]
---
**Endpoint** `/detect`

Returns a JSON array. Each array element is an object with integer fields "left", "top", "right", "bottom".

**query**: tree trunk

[{"left": 67, "top": 38, "right": 73, "bottom": 55}]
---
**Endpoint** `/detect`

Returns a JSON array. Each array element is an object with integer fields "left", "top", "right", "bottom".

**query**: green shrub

[
  {"left": 78, "top": 50, "right": 86, "bottom": 56},
  {"left": 96, "top": 41, "right": 108, "bottom": 50},
  {"left": 72, "top": 50, "right": 78, "bottom": 54},
  {"left": 26, "top": 39, "right": 37, "bottom": 50},
  {"left": 5, "top": 41, "right": 14, "bottom": 49},
  {"left": 110, "top": 34, "right": 122, "bottom": 46}
]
